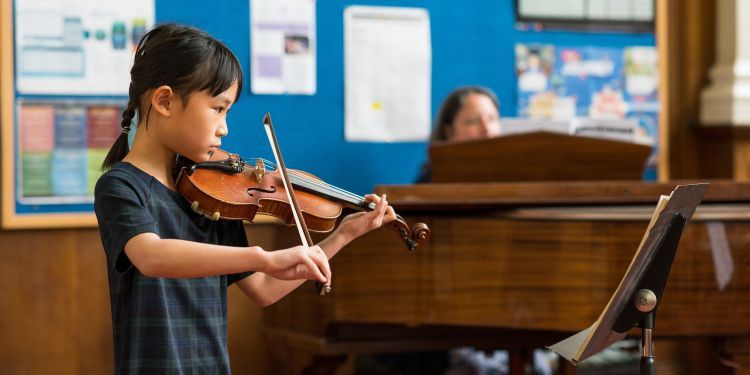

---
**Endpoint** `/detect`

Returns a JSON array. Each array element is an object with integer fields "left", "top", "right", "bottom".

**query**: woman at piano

[
  {"left": 415, "top": 85, "right": 502, "bottom": 183},
  {"left": 413, "top": 86, "right": 559, "bottom": 374},
  {"left": 362, "top": 86, "right": 508, "bottom": 373}
]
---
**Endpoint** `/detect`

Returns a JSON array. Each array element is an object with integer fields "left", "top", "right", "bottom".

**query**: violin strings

[
  {"left": 260, "top": 159, "right": 372, "bottom": 207},
  {"left": 288, "top": 169, "right": 368, "bottom": 205},
  {"left": 259, "top": 159, "right": 351, "bottom": 196},
  {"left": 258, "top": 158, "right": 345, "bottom": 197},
  {"left": 290, "top": 173, "right": 375, "bottom": 209},
  {"left": 256, "top": 158, "right": 374, "bottom": 209}
]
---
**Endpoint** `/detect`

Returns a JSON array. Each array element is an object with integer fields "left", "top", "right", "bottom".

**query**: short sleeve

[
  {"left": 94, "top": 172, "right": 158, "bottom": 274},
  {"left": 221, "top": 220, "right": 254, "bottom": 285}
]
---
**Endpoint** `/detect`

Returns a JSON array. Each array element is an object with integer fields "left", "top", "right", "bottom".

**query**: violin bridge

[{"left": 254, "top": 158, "right": 266, "bottom": 182}]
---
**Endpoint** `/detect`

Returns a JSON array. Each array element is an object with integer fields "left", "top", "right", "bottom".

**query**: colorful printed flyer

[
  {"left": 515, "top": 43, "right": 659, "bottom": 178},
  {"left": 17, "top": 101, "right": 123, "bottom": 203}
]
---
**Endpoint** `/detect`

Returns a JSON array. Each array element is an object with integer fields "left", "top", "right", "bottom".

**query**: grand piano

[
  {"left": 262, "top": 136, "right": 750, "bottom": 374},
  {"left": 262, "top": 180, "right": 750, "bottom": 374}
]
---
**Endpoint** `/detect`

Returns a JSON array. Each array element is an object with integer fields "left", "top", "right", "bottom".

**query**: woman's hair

[
  {"left": 430, "top": 86, "right": 500, "bottom": 142},
  {"left": 102, "top": 23, "right": 244, "bottom": 170}
]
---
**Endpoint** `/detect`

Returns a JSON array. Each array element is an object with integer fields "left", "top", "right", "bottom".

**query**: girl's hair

[
  {"left": 430, "top": 86, "right": 500, "bottom": 142},
  {"left": 102, "top": 23, "right": 244, "bottom": 170}
]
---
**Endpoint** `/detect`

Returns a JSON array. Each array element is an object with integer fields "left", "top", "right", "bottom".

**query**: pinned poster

[
  {"left": 344, "top": 6, "right": 431, "bottom": 142},
  {"left": 250, "top": 0, "right": 317, "bottom": 95},
  {"left": 14, "top": 0, "right": 154, "bottom": 95}
]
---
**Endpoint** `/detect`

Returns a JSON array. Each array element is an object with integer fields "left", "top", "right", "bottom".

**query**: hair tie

[{"left": 127, "top": 109, "right": 139, "bottom": 149}]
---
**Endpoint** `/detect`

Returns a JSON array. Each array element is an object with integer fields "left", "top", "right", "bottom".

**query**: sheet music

[{"left": 344, "top": 6, "right": 431, "bottom": 142}]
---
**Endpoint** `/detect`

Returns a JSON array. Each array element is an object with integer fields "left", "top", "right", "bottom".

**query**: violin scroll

[
  {"left": 410, "top": 222, "right": 430, "bottom": 243},
  {"left": 388, "top": 217, "right": 430, "bottom": 251}
]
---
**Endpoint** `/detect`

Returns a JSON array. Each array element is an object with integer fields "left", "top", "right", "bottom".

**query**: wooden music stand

[{"left": 428, "top": 131, "right": 652, "bottom": 183}]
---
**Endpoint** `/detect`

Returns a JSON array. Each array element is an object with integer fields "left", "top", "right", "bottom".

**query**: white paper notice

[
  {"left": 251, "top": 0, "right": 316, "bottom": 95},
  {"left": 15, "top": 0, "right": 154, "bottom": 95},
  {"left": 344, "top": 6, "right": 431, "bottom": 142}
]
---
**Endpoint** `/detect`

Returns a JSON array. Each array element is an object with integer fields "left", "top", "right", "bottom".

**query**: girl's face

[
  {"left": 446, "top": 93, "right": 501, "bottom": 142},
  {"left": 165, "top": 82, "right": 238, "bottom": 163}
]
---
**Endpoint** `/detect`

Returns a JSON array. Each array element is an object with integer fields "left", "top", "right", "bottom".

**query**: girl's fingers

[
  {"left": 300, "top": 251, "right": 326, "bottom": 282},
  {"left": 312, "top": 246, "right": 332, "bottom": 288},
  {"left": 359, "top": 192, "right": 395, "bottom": 229},
  {"left": 372, "top": 194, "right": 388, "bottom": 227},
  {"left": 385, "top": 206, "right": 396, "bottom": 222},
  {"left": 364, "top": 193, "right": 380, "bottom": 204}
]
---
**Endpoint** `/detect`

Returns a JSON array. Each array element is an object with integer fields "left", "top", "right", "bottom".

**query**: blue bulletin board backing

[
  {"left": 154, "top": 0, "right": 654, "bottom": 196},
  {"left": 2, "top": 0, "right": 654, "bottom": 227}
]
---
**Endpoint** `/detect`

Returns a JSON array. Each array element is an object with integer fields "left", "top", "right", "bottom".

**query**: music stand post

[
  {"left": 612, "top": 212, "right": 688, "bottom": 375},
  {"left": 640, "top": 309, "right": 655, "bottom": 375}
]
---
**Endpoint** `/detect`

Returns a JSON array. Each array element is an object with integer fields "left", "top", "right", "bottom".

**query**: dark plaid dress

[{"left": 95, "top": 161, "right": 252, "bottom": 374}]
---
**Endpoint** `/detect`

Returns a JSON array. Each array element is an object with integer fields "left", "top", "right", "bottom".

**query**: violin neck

[
  {"left": 258, "top": 158, "right": 375, "bottom": 211},
  {"left": 289, "top": 174, "right": 375, "bottom": 211}
]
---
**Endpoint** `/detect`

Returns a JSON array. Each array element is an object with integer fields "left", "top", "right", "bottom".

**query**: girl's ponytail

[
  {"left": 101, "top": 97, "right": 137, "bottom": 170},
  {"left": 101, "top": 23, "right": 243, "bottom": 171}
]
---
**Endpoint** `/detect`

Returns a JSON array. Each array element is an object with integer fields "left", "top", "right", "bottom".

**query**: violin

[{"left": 174, "top": 148, "right": 430, "bottom": 250}]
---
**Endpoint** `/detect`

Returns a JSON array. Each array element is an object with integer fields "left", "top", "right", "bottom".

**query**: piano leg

[
  {"left": 269, "top": 348, "right": 348, "bottom": 375},
  {"left": 509, "top": 348, "right": 570, "bottom": 375},
  {"left": 266, "top": 333, "right": 349, "bottom": 375},
  {"left": 509, "top": 349, "right": 531, "bottom": 375},
  {"left": 557, "top": 357, "right": 577, "bottom": 375},
  {"left": 300, "top": 354, "right": 349, "bottom": 375},
  {"left": 721, "top": 337, "right": 750, "bottom": 374}
]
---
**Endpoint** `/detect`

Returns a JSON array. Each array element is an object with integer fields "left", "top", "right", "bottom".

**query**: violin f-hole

[{"left": 247, "top": 186, "right": 277, "bottom": 197}]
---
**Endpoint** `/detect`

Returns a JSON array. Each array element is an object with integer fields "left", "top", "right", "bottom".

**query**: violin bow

[{"left": 262, "top": 113, "right": 330, "bottom": 295}]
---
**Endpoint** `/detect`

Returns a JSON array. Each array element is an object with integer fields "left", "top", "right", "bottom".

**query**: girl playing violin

[{"left": 94, "top": 23, "right": 395, "bottom": 373}]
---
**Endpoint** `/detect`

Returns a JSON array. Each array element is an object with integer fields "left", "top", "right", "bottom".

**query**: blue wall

[{"left": 158, "top": 0, "right": 655, "bottom": 195}]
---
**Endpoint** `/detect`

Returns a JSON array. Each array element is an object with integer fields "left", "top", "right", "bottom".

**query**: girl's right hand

[{"left": 259, "top": 245, "right": 331, "bottom": 284}]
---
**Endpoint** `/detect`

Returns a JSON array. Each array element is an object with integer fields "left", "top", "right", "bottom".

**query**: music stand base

[{"left": 641, "top": 356, "right": 654, "bottom": 375}]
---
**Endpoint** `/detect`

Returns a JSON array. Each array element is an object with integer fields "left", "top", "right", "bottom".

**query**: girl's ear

[{"left": 151, "top": 85, "right": 174, "bottom": 117}]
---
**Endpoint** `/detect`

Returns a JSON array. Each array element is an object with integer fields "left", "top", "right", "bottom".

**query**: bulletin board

[
  {"left": 1, "top": 0, "right": 654, "bottom": 229},
  {"left": 150, "top": 0, "right": 653, "bottom": 203},
  {"left": 1, "top": 0, "right": 153, "bottom": 228}
]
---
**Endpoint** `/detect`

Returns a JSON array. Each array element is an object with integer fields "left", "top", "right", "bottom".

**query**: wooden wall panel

[
  {"left": 0, "top": 229, "right": 112, "bottom": 373},
  {"left": 0, "top": 226, "right": 272, "bottom": 374}
]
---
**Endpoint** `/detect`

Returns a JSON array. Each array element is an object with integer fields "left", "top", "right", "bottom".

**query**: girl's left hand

[{"left": 337, "top": 194, "right": 397, "bottom": 242}]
